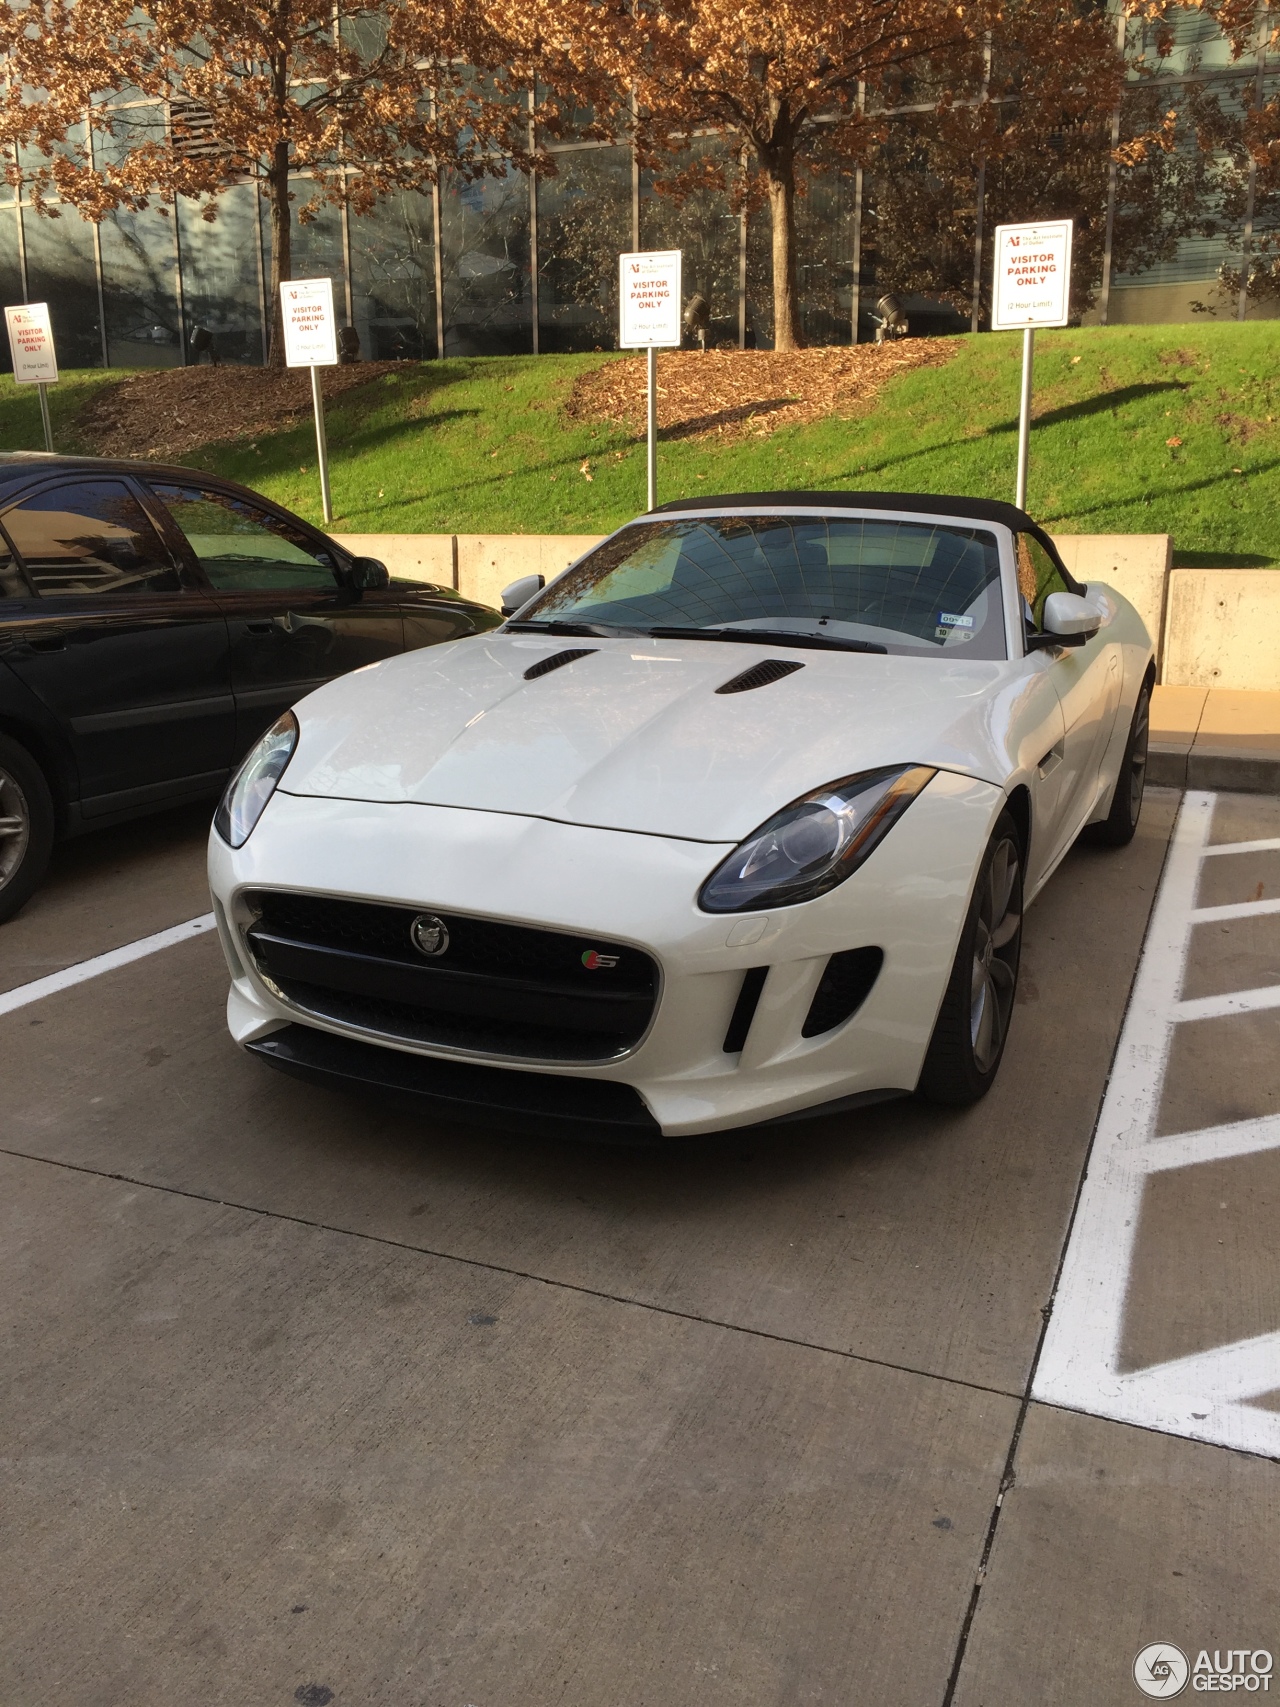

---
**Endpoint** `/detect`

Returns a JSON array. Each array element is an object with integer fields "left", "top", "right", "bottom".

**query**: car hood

[{"left": 280, "top": 633, "right": 1018, "bottom": 843}]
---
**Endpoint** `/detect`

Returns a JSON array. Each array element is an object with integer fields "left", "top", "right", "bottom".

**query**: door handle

[
  {"left": 1038, "top": 740, "right": 1064, "bottom": 777},
  {"left": 0, "top": 631, "right": 65, "bottom": 657},
  {"left": 244, "top": 621, "right": 275, "bottom": 636}
]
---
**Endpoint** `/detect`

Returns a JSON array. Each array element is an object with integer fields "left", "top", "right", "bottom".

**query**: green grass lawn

[{"left": 5, "top": 321, "right": 1280, "bottom": 560}]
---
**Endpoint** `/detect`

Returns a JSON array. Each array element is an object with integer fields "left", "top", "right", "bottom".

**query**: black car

[{"left": 0, "top": 453, "right": 499, "bottom": 922}]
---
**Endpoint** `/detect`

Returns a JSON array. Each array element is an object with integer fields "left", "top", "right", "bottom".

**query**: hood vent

[
  {"left": 715, "top": 658, "right": 805, "bottom": 695},
  {"left": 523, "top": 647, "right": 598, "bottom": 681}
]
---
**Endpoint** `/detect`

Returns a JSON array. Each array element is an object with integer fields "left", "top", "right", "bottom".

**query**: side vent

[
  {"left": 523, "top": 648, "right": 598, "bottom": 681},
  {"left": 801, "top": 948, "right": 884, "bottom": 1038},
  {"left": 715, "top": 658, "right": 805, "bottom": 695},
  {"left": 723, "top": 967, "right": 768, "bottom": 1054}
]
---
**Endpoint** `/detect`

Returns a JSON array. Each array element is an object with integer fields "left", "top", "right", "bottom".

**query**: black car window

[
  {"left": 1016, "top": 533, "right": 1070, "bottom": 630},
  {"left": 0, "top": 535, "right": 29, "bottom": 599},
  {"left": 1, "top": 480, "right": 182, "bottom": 597},
  {"left": 150, "top": 483, "right": 340, "bottom": 593}
]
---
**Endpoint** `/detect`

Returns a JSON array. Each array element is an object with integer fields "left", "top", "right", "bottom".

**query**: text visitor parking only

[
  {"left": 619, "top": 251, "right": 682, "bottom": 348},
  {"left": 4, "top": 303, "right": 58, "bottom": 385},
  {"left": 280, "top": 277, "right": 338, "bottom": 368},
  {"left": 992, "top": 220, "right": 1073, "bottom": 329}
]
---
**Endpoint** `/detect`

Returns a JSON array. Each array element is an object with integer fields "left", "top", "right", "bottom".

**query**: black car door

[
  {"left": 145, "top": 479, "right": 406, "bottom": 754},
  {"left": 0, "top": 475, "right": 235, "bottom": 816}
]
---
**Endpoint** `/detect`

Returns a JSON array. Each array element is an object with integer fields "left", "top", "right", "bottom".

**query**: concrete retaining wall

[
  {"left": 1162, "top": 569, "right": 1280, "bottom": 692},
  {"left": 334, "top": 529, "right": 1277, "bottom": 690}
]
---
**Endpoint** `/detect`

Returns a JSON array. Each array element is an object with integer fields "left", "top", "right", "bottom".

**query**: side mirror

[
  {"left": 348, "top": 555, "right": 390, "bottom": 591},
  {"left": 501, "top": 573, "right": 545, "bottom": 616},
  {"left": 1042, "top": 591, "right": 1101, "bottom": 643}
]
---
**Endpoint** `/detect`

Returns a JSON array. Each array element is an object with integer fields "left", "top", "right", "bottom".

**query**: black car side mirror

[{"left": 348, "top": 555, "right": 390, "bottom": 591}]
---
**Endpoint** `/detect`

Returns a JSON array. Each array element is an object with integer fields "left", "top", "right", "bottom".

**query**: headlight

[
  {"left": 213, "top": 712, "right": 298, "bottom": 848},
  {"left": 698, "top": 765, "right": 937, "bottom": 913}
]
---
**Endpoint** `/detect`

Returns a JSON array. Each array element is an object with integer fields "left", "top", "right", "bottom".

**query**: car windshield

[{"left": 513, "top": 514, "right": 1008, "bottom": 658}]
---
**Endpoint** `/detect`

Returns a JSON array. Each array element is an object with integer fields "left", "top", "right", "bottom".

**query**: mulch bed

[
  {"left": 566, "top": 341, "right": 959, "bottom": 442},
  {"left": 73, "top": 362, "right": 405, "bottom": 462},
  {"left": 72, "top": 339, "right": 960, "bottom": 463}
]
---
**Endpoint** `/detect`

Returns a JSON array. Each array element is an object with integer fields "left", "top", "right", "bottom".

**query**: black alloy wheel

[
  {"left": 0, "top": 734, "right": 55, "bottom": 925},
  {"left": 1084, "top": 682, "right": 1151, "bottom": 849},
  {"left": 917, "top": 810, "right": 1024, "bottom": 1106}
]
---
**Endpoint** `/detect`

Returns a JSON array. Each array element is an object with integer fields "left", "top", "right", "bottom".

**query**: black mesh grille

[
  {"left": 801, "top": 948, "right": 884, "bottom": 1038},
  {"left": 524, "top": 647, "right": 597, "bottom": 680},
  {"left": 243, "top": 891, "right": 658, "bottom": 1062},
  {"left": 715, "top": 658, "right": 806, "bottom": 695}
]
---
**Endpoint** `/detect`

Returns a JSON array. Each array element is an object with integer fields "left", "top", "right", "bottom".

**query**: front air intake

[
  {"left": 802, "top": 948, "right": 884, "bottom": 1037},
  {"left": 715, "top": 659, "right": 805, "bottom": 695},
  {"left": 524, "top": 648, "right": 597, "bottom": 681}
]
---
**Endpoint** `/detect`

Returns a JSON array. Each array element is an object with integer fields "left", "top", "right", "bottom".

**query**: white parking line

[
  {"left": 1035, "top": 792, "right": 1280, "bottom": 1456},
  {"left": 0, "top": 913, "right": 217, "bottom": 1018}
]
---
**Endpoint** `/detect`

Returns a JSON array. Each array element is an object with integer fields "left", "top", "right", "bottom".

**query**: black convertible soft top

[
  {"left": 653, "top": 488, "right": 1034, "bottom": 530},
  {"left": 647, "top": 489, "right": 1082, "bottom": 593}
]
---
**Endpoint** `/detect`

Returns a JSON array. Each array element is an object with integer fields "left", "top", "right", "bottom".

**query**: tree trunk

[
  {"left": 266, "top": 139, "right": 291, "bottom": 367},
  {"left": 765, "top": 151, "right": 802, "bottom": 351}
]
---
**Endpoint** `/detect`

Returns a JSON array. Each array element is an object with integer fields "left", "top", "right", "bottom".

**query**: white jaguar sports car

[{"left": 208, "top": 492, "right": 1153, "bottom": 1139}]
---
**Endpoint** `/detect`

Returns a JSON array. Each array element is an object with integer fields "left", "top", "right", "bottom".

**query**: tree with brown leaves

[
  {"left": 551, "top": 0, "right": 1173, "bottom": 348},
  {"left": 0, "top": 0, "right": 573, "bottom": 360},
  {"left": 866, "top": 7, "right": 1224, "bottom": 324}
]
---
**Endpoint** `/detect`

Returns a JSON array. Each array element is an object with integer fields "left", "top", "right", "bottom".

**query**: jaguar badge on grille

[
  {"left": 410, "top": 914, "right": 450, "bottom": 957},
  {"left": 582, "top": 949, "right": 619, "bottom": 970}
]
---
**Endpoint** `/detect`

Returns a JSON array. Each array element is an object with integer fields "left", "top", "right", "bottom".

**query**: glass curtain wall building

[{"left": 0, "top": 6, "right": 1271, "bottom": 373}]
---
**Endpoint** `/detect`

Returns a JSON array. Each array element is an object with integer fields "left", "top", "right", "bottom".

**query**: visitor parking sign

[
  {"left": 619, "top": 251, "right": 683, "bottom": 348},
  {"left": 4, "top": 303, "right": 58, "bottom": 385},
  {"left": 991, "top": 220, "right": 1073, "bottom": 329},
  {"left": 280, "top": 277, "right": 338, "bottom": 367}
]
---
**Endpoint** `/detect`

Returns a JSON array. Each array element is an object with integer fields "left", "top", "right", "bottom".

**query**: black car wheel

[
  {"left": 917, "top": 810, "right": 1024, "bottom": 1106},
  {"left": 1084, "top": 683, "right": 1151, "bottom": 849},
  {"left": 0, "top": 735, "right": 55, "bottom": 924}
]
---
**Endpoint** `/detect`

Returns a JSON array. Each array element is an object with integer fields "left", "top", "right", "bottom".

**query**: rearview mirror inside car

[
  {"left": 349, "top": 555, "right": 390, "bottom": 591},
  {"left": 501, "top": 573, "right": 545, "bottom": 616}
]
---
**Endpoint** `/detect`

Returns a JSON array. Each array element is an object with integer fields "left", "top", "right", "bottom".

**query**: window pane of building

[
  {"left": 20, "top": 203, "right": 103, "bottom": 367},
  {"left": 178, "top": 184, "right": 265, "bottom": 366},
  {"left": 747, "top": 146, "right": 856, "bottom": 348},
  {"left": 263, "top": 184, "right": 347, "bottom": 323},
  {"left": 349, "top": 190, "right": 437, "bottom": 360},
  {"left": 99, "top": 203, "right": 182, "bottom": 367},
  {"left": 537, "top": 145, "right": 631, "bottom": 352},
  {"left": 641, "top": 137, "right": 739, "bottom": 347},
  {"left": 0, "top": 209, "right": 22, "bottom": 373},
  {"left": 439, "top": 164, "right": 532, "bottom": 356}
]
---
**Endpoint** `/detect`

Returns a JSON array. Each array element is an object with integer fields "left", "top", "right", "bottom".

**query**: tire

[
  {"left": 0, "top": 734, "right": 55, "bottom": 925},
  {"left": 916, "top": 810, "right": 1024, "bottom": 1107},
  {"left": 1083, "top": 682, "right": 1151, "bottom": 849}
]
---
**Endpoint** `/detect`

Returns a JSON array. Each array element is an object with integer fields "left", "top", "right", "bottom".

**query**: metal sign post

[
  {"left": 991, "top": 220, "right": 1073, "bottom": 509},
  {"left": 619, "top": 250, "right": 682, "bottom": 512},
  {"left": 279, "top": 277, "right": 339, "bottom": 524},
  {"left": 4, "top": 302, "right": 59, "bottom": 451}
]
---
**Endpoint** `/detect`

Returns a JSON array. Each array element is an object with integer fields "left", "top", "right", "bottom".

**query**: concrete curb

[{"left": 1149, "top": 743, "right": 1280, "bottom": 795}]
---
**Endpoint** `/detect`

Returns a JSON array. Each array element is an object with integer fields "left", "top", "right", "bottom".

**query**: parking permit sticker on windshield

[{"left": 936, "top": 612, "right": 975, "bottom": 641}]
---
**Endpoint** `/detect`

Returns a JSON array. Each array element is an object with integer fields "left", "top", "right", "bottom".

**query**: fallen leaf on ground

[
  {"left": 73, "top": 361, "right": 411, "bottom": 461},
  {"left": 567, "top": 342, "right": 959, "bottom": 443}
]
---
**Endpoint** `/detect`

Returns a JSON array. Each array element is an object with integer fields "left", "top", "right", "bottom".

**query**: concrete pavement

[{"left": 1, "top": 785, "right": 1278, "bottom": 1706}]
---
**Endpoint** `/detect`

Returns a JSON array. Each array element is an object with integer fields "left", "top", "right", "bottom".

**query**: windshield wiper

[
  {"left": 645, "top": 626, "right": 888, "bottom": 655},
  {"left": 504, "top": 619, "right": 627, "bottom": 638}
]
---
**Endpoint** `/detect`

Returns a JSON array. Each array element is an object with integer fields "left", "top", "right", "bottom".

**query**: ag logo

[
  {"left": 410, "top": 914, "right": 450, "bottom": 957},
  {"left": 581, "top": 949, "right": 619, "bottom": 970},
  {"left": 1134, "top": 1644, "right": 1189, "bottom": 1698}
]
